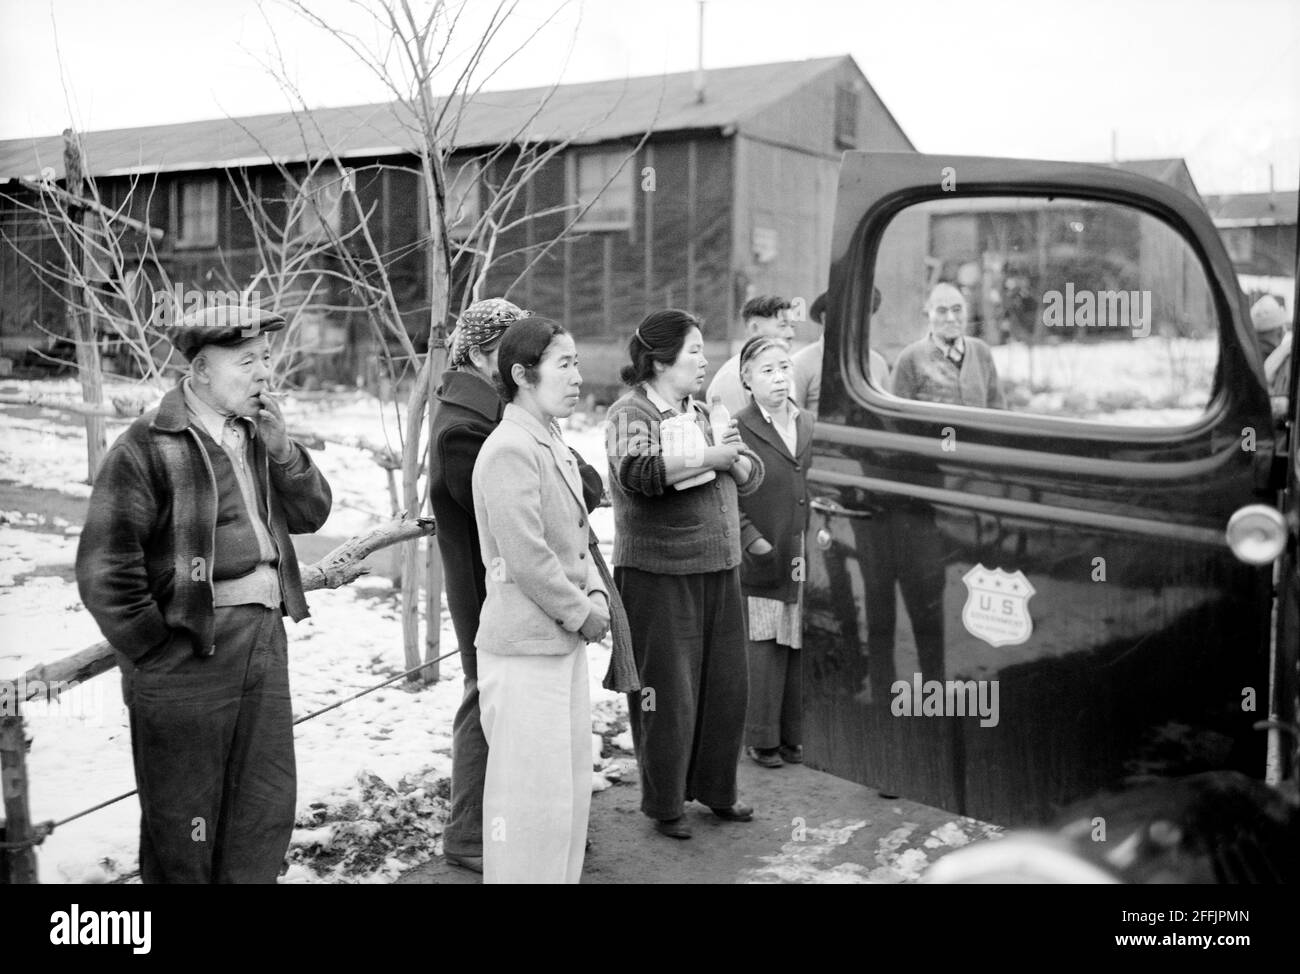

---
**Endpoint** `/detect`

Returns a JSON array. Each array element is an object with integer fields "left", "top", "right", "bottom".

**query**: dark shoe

[
  {"left": 746, "top": 745, "right": 783, "bottom": 768},
  {"left": 778, "top": 744, "right": 803, "bottom": 764},
  {"left": 710, "top": 802, "right": 754, "bottom": 822},
  {"left": 444, "top": 851, "right": 483, "bottom": 873},
  {"left": 653, "top": 817, "right": 692, "bottom": 839},
  {"left": 878, "top": 791, "right": 899, "bottom": 800}
]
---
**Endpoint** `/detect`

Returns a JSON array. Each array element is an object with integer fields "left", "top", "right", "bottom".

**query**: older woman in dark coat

[{"left": 733, "top": 336, "right": 814, "bottom": 768}]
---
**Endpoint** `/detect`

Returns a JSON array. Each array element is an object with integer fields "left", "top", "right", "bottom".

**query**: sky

[{"left": 0, "top": 0, "right": 1297, "bottom": 195}]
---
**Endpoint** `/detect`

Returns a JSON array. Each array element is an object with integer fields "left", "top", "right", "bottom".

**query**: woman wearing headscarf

[
  {"left": 472, "top": 317, "right": 608, "bottom": 883},
  {"left": 605, "top": 309, "right": 764, "bottom": 839}
]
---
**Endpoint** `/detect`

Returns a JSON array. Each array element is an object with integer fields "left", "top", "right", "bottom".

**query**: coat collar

[
  {"left": 637, "top": 382, "right": 705, "bottom": 421},
  {"left": 436, "top": 369, "right": 504, "bottom": 423},
  {"left": 152, "top": 380, "right": 264, "bottom": 444},
  {"left": 501, "top": 403, "right": 586, "bottom": 511},
  {"left": 737, "top": 401, "right": 813, "bottom": 463},
  {"left": 151, "top": 383, "right": 194, "bottom": 433}
]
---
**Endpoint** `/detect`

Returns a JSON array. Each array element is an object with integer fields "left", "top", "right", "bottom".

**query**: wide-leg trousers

[
  {"left": 617, "top": 566, "right": 748, "bottom": 820},
  {"left": 477, "top": 646, "right": 590, "bottom": 884},
  {"left": 120, "top": 605, "right": 295, "bottom": 884}
]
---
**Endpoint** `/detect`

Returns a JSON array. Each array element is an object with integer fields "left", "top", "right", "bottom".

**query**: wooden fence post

[
  {"left": 0, "top": 713, "right": 38, "bottom": 884},
  {"left": 61, "top": 129, "right": 107, "bottom": 483}
]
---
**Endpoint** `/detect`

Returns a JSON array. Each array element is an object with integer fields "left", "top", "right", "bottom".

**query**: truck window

[{"left": 866, "top": 196, "right": 1219, "bottom": 427}]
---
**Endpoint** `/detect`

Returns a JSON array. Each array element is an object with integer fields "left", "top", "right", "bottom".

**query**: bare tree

[
  {"left": 2, "top": 0, "right": 655, "bottom": 679},
  {"left": 260, "top": 0, "right": 652, "bottom": 681}
]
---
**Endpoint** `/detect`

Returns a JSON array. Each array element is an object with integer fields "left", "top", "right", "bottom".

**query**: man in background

[
  {"left": 707, "top": 295, "right": 793, "bottom": 414},
  {"left": 891, "top": 282, "right": 1005, "bottom": 409},
  {"left": 792, "top": 289, "right": 889, "bottom": 416},
  {"left": 1252, "top": 294, "right": 1290, "bottom": 361}
]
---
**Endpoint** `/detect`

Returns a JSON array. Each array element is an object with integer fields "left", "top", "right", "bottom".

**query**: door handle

[{"left": 810, "top": 496, "right": 873, "bottom": 519}]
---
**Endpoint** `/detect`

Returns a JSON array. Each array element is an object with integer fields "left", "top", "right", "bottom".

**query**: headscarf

[{"left": 448, "top": 297, "right": 530, "bottom": 367}]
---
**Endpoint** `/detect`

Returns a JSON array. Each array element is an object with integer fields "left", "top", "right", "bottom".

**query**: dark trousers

[
  {"left": 443, "top": 647, "right": 488, "bottom": 857},
  {"left": 860, "top": 503, "right": 948, "bottom": 686},
  {"left": 617, "top": 566, "right": 748, "bottom": 820},
  {"left": 119, "top": 605, "right": 295, "bottom": 884},
  {"left": 745, "top": 639, "right": 802, "bottom": 749}
]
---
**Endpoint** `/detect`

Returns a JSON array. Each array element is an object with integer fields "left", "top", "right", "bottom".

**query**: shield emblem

[{"left": 961, "top": 565, "right": 1036, "bottom": 647}]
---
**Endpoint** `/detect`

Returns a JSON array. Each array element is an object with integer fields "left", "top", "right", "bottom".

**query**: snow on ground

[
  {"left": 989, "top": 336, "right": 1216, "bottom": 425},
  {"left": 0, "top": 380, "right": 626, "bottom": 883}
]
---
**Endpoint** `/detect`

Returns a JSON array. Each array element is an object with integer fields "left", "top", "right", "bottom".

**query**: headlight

[{"left": 1225, "top": 504, "right": 1286, "bottom": 566}]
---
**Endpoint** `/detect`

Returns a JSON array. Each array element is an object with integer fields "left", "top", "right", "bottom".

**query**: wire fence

[{"left": 0, "top": 647, "right": 460, "bottom": 855}]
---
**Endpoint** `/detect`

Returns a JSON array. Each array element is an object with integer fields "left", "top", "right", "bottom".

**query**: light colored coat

[{"left": 472, "top": 403, "right": 605, "bottom": 656}]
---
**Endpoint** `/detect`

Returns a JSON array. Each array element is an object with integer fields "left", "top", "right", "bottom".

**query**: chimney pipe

[{"left": 694, "top": 1, "right": 706, "bottom": 104}]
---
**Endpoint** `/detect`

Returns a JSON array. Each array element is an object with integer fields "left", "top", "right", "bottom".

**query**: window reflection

[{"left": 871, "top": 197, "right": 1218, "bottom": 425}]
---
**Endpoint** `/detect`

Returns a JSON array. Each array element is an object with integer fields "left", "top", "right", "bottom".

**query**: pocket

[
  {"left": 129, "top": 627, "right": 182, "bottom": 675},
  {"left": 661, "top": 518, "right": 705, "bottom": 533},
  {"left": 742, "top": 546, "right": 780, "bottom": 586},
  {"left": 482, "top": 588, "right": 567, "bottom": 648}
]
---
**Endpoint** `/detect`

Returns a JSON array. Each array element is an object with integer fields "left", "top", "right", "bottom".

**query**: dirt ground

[{"left": 397, "top": 757, "right": 1000, "bottom": 885}]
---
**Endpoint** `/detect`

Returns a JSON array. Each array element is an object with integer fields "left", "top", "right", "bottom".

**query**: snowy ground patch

[{"left": 0, "top": 383, "right": 626, "bottom": 883}]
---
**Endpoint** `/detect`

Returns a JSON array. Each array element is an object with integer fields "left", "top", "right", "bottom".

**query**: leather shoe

[
  {"left": 746, "top": 745, "right": 783, "bottom": 768},
  {"left": 709, "top": 802, "right": 754, "bottom": 822},
  {"left": 444, "top": 851, "right": 483, "bottom": 873},
  {"left": 654, "top": 817, "right": 692, "bottom": 839},
  {"left": 778, "top": 744, "right": 803, "bottom": 764}
]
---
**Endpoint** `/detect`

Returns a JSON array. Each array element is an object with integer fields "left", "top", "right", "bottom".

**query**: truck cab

[{"left": 804, "top": 152, "right": 1298, "bottom": 826}]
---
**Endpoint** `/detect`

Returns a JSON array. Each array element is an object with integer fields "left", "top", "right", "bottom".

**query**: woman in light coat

[{"left": 471, "top": 316, "right": 610, "bottom": 884}]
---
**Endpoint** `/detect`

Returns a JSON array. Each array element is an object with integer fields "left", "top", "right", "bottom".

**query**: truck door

[{"left": 803, "top": 153, "right": 1287, "bottom": 826}]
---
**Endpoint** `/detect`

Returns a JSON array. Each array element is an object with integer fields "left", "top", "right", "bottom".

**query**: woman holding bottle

[{"left": 604, "top": 309, "right": 764, "bottom": 839}]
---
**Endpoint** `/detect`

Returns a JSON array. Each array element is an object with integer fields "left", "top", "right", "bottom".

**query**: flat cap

[{"left": 165, "top": 304, "right": 286, "bottom": 360}]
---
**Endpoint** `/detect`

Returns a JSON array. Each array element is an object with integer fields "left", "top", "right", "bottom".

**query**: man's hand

[
  {"left": 746, "top": 537, "right": 774, "bottom": 556},
  {"left": 580, "top": 594, "right": 611, "bottom": 643},
  {"left": 718, "top": 422, "right": 744, "bottom": 449},
  {"left": 256, "top": 392, "right": 294, "bottom": 462}
]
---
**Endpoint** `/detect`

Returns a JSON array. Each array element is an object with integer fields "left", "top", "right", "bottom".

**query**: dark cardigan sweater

[
  {"left": 734, "top": 402, "right": 814, "bottom": 602},
  {"left": 75, "top": 384, "right": 332, "bottom": 661},
  {"left": 605, "top": 385, "right": 764, "bottom": 574}
]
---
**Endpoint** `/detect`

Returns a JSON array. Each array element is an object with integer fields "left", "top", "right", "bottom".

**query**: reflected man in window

[{"left": 892, "top": 282, "right": 1005, "bottom": 409}]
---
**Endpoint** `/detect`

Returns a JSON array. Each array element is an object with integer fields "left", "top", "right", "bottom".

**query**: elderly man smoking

[{"left": 76, "top": 304, "right": 332, "bottom": 883}]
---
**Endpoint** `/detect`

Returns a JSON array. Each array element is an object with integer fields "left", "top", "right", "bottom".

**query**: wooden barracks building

[{"left": 0, "top": 55, "right": 914, "bottom": 391}]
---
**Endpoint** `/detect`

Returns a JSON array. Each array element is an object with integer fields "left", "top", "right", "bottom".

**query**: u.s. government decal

[{"left": 961, "top": 565, "right": 1036, "bottom": 647}]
